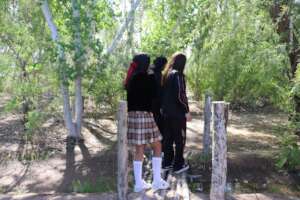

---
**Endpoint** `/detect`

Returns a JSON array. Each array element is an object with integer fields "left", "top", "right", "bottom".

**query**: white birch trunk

[
  {"left": 86, "top": 0, "right": 96, "bottom": 52},
  {"left": 41, "top": 0, "right": 77, "bottom": 137},
  {"left": 71, "top": 0, "right": 84, "bottom": 137},
  {"left": 210, "top": 101, "right": 227, "bottom": 200},
  {"left": 117, "top": 101, "right": 128, "bottom": 200},
  {"left": 106, "top": 0, "right": 141, "bottom": 54},
  {"left": 127, "top": 0, "right": 135, "bottom": 55},
  {"left": 203, "top": 93, "right": 212, "bottom": 155}
]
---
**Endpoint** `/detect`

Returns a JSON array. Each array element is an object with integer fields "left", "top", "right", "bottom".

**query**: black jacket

[
  {"left": 127, "top": 73, "right": 156, "bottom": 112},
  {"left": 149, "top": 70, "right": 163, "bottom": 114},
  {"left": 162, "top": 70, "right": 189, "bottom": 119}
]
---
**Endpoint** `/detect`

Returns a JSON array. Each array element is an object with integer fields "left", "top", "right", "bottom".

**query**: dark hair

[
  {"left": 162, "top": 52, "right": 186, "bottom": 85},
  {"left": 153, "top": 56, "right": 168, "bottom": 72},
  {"left": 125, "top": 53, "right": 150, "bottom": 89},
  {"left": 132, "top": 53, "right": 150, "bottom": 75}
]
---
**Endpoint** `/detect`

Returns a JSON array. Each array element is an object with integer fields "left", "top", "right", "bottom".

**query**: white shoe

[
  {"left": 152, "top": 179, "right": 170, "bottom": 191},
  {"left": 134, "top": 180, "right": 151, "bottom": 193}
]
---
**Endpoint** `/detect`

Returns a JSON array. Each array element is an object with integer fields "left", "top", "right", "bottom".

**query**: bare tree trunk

[
  {"left": 71, "top": 0, "right": 84, "bottom": 138},
  {"left": 41, "top": 0, "right": 77, "bottom": 137},
  {"left": 20, "top": 62, "right": 29, "bottom": 126},
  {"left": 87, "top": 0, "right": 96, "bottom": 44},
  {"left": 127, "top": 0, "right": 135, "bottom": 55},
  {"left": 203, "top": 93, "right": 212, "bottom": 155},
  {"left": 210, "top": 101, "right": 227, "bottom": 200}
]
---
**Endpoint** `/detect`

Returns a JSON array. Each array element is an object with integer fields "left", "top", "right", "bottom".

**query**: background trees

[{"left": 0, "top": 0, "right": 299, "bottom": 170}]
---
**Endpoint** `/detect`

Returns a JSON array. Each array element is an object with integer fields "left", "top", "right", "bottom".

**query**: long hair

[
  {"left": 161, "top": 52, "right": 186, "bottom": 85},
  {"left": 125, "top": 53, "right": 150, "bottom": 89}
]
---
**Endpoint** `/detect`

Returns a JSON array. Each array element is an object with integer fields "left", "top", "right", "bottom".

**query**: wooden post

[
  {"left": 117, "top": 101, "right": 128, "bottom": 200},
  {"left": 210, "top": 101, "right": 227, "bottom": 200},
  {"left": 203, "top": 93, "right": 212, "bottom": 155}
]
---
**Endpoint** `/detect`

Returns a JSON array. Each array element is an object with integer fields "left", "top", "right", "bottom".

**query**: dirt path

[
  {"left": 0, "top": 96, "right": 299, "bottom": 199},
  {"left": 0, "top": 193, "right": 299, "bottom": 200}
]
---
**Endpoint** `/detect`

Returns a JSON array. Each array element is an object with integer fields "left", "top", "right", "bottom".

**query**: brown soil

[
  {"left": 0, "top": 96, "right": 299, "bottom": 199},
  {"left": 186, "top": 100, "right": 300, "bottom": 198}
]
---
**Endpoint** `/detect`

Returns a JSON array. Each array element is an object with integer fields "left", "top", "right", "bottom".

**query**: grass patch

[{"left": 71, "top": 178, "right": 115, "bottom": 193}]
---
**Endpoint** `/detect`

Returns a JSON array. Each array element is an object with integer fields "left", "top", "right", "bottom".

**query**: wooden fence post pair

[{"left": 117, "top": 98, "right": 229, "bottom": 200}]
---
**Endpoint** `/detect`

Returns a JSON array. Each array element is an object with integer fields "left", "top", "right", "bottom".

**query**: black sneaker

[
  {"left": 173, "top": 164, "right": 189, "bottom": 174},
  {"left": 162, "top": 165, "right": 173, "bottom": 172}
]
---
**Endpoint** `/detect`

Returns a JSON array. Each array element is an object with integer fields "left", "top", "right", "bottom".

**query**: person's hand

[{"left": 185, "top": 112, "right": 192, "bottom": 122}]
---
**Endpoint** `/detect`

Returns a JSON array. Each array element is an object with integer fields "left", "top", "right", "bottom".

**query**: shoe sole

[
  {"left": 152, "top": 185, "right": 170, "bottom": 191},
  {"left": 134, "top": 187, "right": 151, "bottom": 193},
  {"left": 134, "top": 183, "right": 151, "bottom": 193},
  {"left": 162, "top": 168, "right": 172, "bottom": 172},
  {"left": 174, "top": 165, "right": 189, "bottom": 174}
]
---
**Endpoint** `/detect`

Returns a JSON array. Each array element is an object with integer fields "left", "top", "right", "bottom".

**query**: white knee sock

[
  {"left": 133, "top": 161, "right": 143, "bottom": 187},
  {"left": 152, "top": 157, "right": 162, "bottom": 183}
]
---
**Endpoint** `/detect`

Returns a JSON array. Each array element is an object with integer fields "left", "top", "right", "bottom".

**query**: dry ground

[{"left": 0, "top": 96, "right": 299, "bottom": 199}]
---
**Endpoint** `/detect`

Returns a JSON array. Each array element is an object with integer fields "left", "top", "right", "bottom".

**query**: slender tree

[
  {"left": 41, "top": 0, "right": 78, "bottom": 139},
  {"left": 270, "top": 1, "right": 300, "bottom": 134}
]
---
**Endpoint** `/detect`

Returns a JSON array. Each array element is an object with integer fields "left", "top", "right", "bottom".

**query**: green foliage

[
  {"left": 276, "top": 133, "right": 300, "bottom": 171},
  {"left": 141, "top": 0, "right": 199, "bottom": 56},
  {"left": 25, "top": 111, "right": 45, "bottom": 139},
  {"left": 187, "top": 0, "right": 290, "bottom": 110},
  {"left": 4, "top": 97, "right": 20, "bottom": 113},
  {"left": 291, "top": 65, "right": 300, "bottom": 96},
  {"left": 87, "top": 65, "right": 125, "bottom": 113},
  {"left": 71, "top": 178, "right": 114, "bottom": 193}
]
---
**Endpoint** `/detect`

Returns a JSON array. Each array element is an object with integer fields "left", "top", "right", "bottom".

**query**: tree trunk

[
  {"left": 41, "top": 0, "right": 77, "bottom": 138},
  {"left": 21, "top": 62, "right": 29, "bottom": 126},
  {"left": 71, "top": 0, "right": 84, "bottom": 138},
  {"left": 270, "top": 2, "right": 300, "bottom": 134},
  {"left": 106, "top": 0, "right": 141, "bottom": 54},
  {"left": 203, "top": 93, "right": 212, "bottom": 155},
  {"left": 127, "top": 0, "right": 135, "bottom": 55}
]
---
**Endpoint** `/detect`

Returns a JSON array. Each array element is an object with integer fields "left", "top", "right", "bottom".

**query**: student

[
  {"left": 150, "top": 56, "right": 168, "bottom": 134},
  {"left": 126, "top": 54, "right": 169, "bottom": 192},
  {"left": 161, "top": 52, "right": 192, "bottom": 174}
]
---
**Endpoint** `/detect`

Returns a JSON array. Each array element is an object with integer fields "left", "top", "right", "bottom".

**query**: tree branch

[
  {"left": 41, "top": 0, "right": 76, "bottom": 137},
  {"left": 105, "top": 0, "right": 141, "bottom": 54},
  {"left": 41, "top": 1, "right": 59, "bottom": 41},
  {"left": 0, "top": 35, "right": 26, "bottom": 67}
]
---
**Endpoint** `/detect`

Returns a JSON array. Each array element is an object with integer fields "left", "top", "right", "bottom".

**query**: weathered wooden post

[
  {"left": 117, "top": 101, "right": 128, "bottom": 200},
  {"left": 203, "top": 93, "right": 212, "bottom": 155},
  {"left": 210, "top": 101, "right": 228, "bottom": 200}
]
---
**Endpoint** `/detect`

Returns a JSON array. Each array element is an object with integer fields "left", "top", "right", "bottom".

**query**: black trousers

[
  {"left": 152, "top": 100, "right": 164, "bottom": 135},
  {"left": 162, "top": 117, "right": 186, "bottom": 169}
]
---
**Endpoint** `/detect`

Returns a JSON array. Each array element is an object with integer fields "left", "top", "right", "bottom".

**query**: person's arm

[{"left": 174, "top": 73, "right": 190, "bottom": 114}]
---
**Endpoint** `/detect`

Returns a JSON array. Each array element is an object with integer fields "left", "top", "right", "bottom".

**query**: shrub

[
  {"left": 88, "top": 66, "right": 125, "bottom": 113},
  {"left": 276, "top": 133, "right": 300, "bottom": 171}
]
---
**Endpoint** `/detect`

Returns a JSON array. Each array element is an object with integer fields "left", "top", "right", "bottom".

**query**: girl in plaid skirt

[{"left": 126, "top": 54, "right": 169, "bottom": 192}]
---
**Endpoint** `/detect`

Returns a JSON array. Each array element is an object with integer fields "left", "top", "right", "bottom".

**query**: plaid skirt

[{"left": 127, "top": 111, "right": 162, "bottom": 145}]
